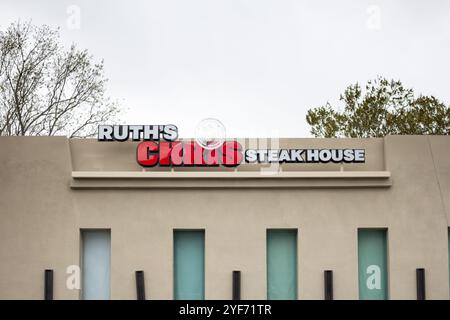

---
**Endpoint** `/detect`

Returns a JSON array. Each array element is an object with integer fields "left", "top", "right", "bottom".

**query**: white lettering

[
  {"left": 66, "top": 265, "right": 81, "bottom": 290},
  {"left": 366, "top": 265, "right": 381, "bottom": 290},
  {"left": 98, "top": 125, "right": 113, "bottom": 141}
]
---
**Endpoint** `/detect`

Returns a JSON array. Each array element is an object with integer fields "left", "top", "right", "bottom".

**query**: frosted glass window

[
  {"left": 358, "top": 229, "right": 388, "bottom": 300},
  {"left": 174, "top": 230, "right": 205, "bottom": 300},
  {"left": 82, "top": 230, "right": 111, "bottom": 300},
  {"left": 267, "top": 229, "right": 298, "bottom": 300}
]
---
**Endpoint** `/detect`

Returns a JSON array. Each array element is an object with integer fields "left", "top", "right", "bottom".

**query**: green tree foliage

[{"left": 306, "top": 77, "right": 450, "bottom": 138}]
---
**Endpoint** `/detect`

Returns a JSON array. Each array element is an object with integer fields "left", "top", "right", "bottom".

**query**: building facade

[{"left": 0, "top": 135, "right": 449, "bottom": 299}]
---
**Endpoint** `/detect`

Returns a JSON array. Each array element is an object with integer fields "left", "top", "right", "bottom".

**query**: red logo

[{"left": 137, "top": 141, "right": 243, "bottom": 167}]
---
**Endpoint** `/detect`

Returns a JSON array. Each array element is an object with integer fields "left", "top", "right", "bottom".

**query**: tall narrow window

[
  {"left": 174, "top": 230, "right": 205, "bottom": 300},
  {"left": 267, "top": 229, "right": 298, "bottom": 300},
  {"left": 358, "top": 229, "right": 388, "bottom": 300},
  {"left": 81, "top": 229, "right": 111, "bottom": 300}
]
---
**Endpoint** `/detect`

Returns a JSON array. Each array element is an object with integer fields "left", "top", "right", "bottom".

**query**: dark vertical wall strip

[
  {"left": 324, "top": 270, "right": 333, "bottom": 300},
  {"left": 44, "top": 269, "right": 53, "bottom": 300},
  {"left": 135, "top": 270, "right": 146, "bottom": 300},
  {"left": 416, "top": 268, "right": 426, "bottom": 300},
  {"left": 232, "top": 271, "right": 241, "bottom": 300}
]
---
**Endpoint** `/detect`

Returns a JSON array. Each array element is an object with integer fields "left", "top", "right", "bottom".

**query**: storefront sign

[{"left": 98, "top": 125, "right": 365, "bottom": 167}]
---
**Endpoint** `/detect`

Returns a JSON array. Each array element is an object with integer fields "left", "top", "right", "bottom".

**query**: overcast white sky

[{"left": 1, "top": 0, "right": 449, "bottom": 137}]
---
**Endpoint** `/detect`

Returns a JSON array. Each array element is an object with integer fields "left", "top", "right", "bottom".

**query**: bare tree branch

[{"left": 0, "top": 21, "right": 120, "bottom": 138}]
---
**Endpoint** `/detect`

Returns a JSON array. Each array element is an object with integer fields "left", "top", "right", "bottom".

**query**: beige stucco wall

[{"left": 0, "top": 135, "right": 448, "bottom": 299}]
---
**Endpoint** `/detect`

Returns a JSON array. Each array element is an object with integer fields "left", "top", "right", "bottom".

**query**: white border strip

[{"left": 72, "top": 171, "right": 391, "bottom": 179}]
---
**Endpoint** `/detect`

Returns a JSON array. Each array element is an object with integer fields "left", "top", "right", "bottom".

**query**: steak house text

[{"left": 98, "top": 125, "right": 365, "bottom": 167}]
